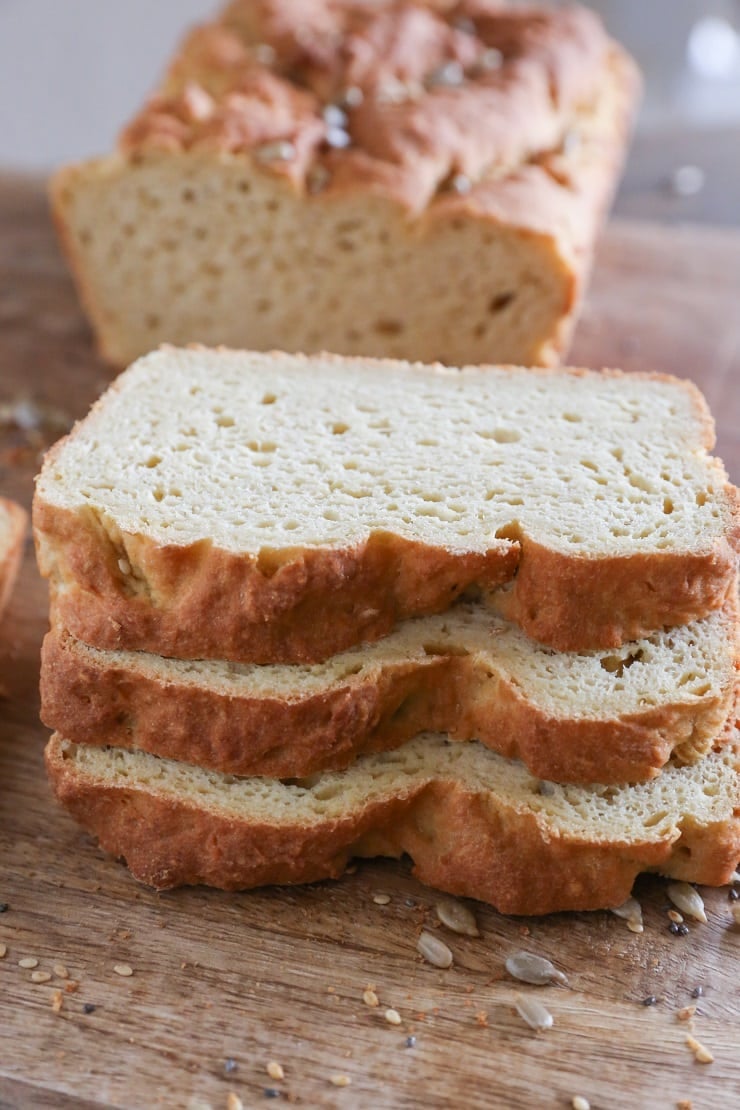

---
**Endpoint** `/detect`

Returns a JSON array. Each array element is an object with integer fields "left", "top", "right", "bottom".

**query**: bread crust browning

[
  {"left": 35, "top": 489, "right": 738, "bottom": 660},
  {"left": 44, "top": 735, "right": 740, "bottom": 913},
  {"left": 40, "top": 614, "right": 737, "bottom": 784},
  {"left": 0, "top": 498, "right": 28, "bottom": 621}
]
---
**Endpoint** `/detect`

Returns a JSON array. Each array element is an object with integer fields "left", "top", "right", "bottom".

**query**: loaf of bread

[
  {"left": 41, "top": 597, "right": 738, "bottom": 784},
  {"left": 44, "top": 725, "right": 740, "bottom": 914},
  {"left": 33, "top": 348, "right": 739, "bottom": 661},
  {"left": 0, "top": 497, "right": 27, "bottom": 621},
  {"left": 50, "top": 0, "right": 639, "bottom": 368}
]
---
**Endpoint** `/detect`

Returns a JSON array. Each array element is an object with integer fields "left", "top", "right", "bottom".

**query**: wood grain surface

[{"left": 0, "top": 175, "right": 738, "bottom": 1110}]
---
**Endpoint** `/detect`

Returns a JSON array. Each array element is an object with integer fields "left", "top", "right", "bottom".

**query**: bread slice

[
  {"left": 0, "top": 498, "right": 27, "bottom": 621},
  {"left": 40, "top": 598, "right": 738, "bottom": 784},
  {"left": 44, "top": 726, "right": 740, "bottom": 914},
  {"left": 33, "top": 349, "right": 739, "bottom": 661},
  {"left": 50, "top": 0, "right": 639, "bottom": 369}
]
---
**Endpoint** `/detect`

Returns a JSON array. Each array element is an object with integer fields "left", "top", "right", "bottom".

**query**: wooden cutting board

[{"left": 0, "top": 175, "right": 738, "bottom": 1110}]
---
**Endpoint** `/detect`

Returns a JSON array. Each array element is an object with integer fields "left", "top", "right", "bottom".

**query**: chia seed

[
  {"left": 642, "top": 995, "right": 658, "bottom": 1006},
  {"left": 691, "top": 986, "right": 704, "bottom": 999},
  {"left": 224, "top": 1058, "right": 238, "bottom": 1074},
  {"left": 264, "top": 1089, "right": 281, "bottom": 1099},
  {"left": 0, "top": 904, "right": 9, "bottom": 913},
  {"left": 405, "top": 1036, "right": 417, "bottom": 1048},
  {"left": 83, "top": 1003, "right": 96, "bottom": 1014},
  {"left": 729, "top": 888, "right": 739, "bottom": 901},
  {"left": 669, "top": 921, "right": 690, "bottom": 936}
]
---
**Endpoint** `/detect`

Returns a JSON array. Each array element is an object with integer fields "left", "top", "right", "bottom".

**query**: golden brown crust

[
  {"left": 34, "top": 488, "right": 739, "bottom": 660},
  {"left": 0, "top": 498, "right": 28, "bottom": 621},
  {"left": 40, "top": 612, "right": 737, "bottom": 784},
  {"left": 44, "top": 734, "right": 740, "bottom": 913}
]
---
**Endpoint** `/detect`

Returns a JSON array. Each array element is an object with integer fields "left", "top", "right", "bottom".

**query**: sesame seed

[
  {"left": 572, "top": 1098, "right": 590, "bottom": 1110},
  {"left": 686, "top": 1034, "right": 714, "bottom": 1064},
  {"left": 113, "top": 963, "right": 134, "bottom": 977},
  {"left": 677, "top": 1005, "right": 696, "bottom": 1022},
  {"left": 51, "top": 990, "right": 63, "bottom": 1014},
  {"left": 384, "top": 1008, "right": 402, "bottom": 1025},
  {"left": 667, "top": 910, "right": 684, "bottom": 924},
  {"left": 266, "top": 1062, "right": 284, "bottom": 1081},
  {"left": 363, "top": 988, "right": 379, "bottom": 1007},
  {"left": 19, "top": 957, "right": 39, "bottom": 969},
  {"left": 31, "top": 971, "right": 52, "bottom": 983},
  {"left": 0, "top": 944, "right": 6, "bottom": 958},
  {"left": 83, "top": 1003, "right": 96, "bottom": 1014},
  {"left": 731, "top": 903, "right": 740, "bottom": 926},
  {"left": 118, "top": 558, "right": 131, "bottom": 575},
  {"left": 54, "top": 964, "right": 69, "bottom": 979},
  {"left": 372, "top": 893, "right": 391, "bottom": 905},
  {"left": 329, "top": 1075, "right": 351, "bottom": 1087},
  {"left": 226, "top": 1095, "right": 244, "bottom": 1110},
  {"left": 514, "top": 994, "right": 553, "bottom": 1032}
]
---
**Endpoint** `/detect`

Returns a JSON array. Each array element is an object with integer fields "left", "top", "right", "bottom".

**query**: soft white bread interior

[
  {"left": 33, "top": 348, "right": 739, "bottom": 661},
  {"left": 0, "top": 497, "right": 27, "bottom": 622}
]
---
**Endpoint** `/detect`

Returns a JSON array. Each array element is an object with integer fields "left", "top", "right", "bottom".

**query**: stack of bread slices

[{"left": 35, "top": 348, "right": 739, "bottom": 914}]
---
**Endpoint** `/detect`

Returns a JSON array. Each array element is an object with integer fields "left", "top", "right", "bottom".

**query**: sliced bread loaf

[
  {"left": 0, "top": 497, "right": 27, "bottom": 621},
  {"left": 50, "top": 0, "right": 638, "bottom": 369},
  {"left": 33, "top": 349, "right": 739, "bottom": 661},
  {"left": 45, "top": 725, "right": 740, "bottom": 914},
  {"left": 41, "top": 598, "right": 738, "bottom": 784}
]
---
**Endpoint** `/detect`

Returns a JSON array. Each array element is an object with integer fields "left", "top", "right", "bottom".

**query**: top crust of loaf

[
  {"left": 115, "top": 0, "right": 639, "bottom": 217},
  {"left": 33, "top": 348, "right": 739, "bottom": 660}
]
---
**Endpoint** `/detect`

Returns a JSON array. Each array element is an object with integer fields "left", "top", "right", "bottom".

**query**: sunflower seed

[
  {"left": 255, "top": 141, "right": 296, "bottom": 164},
  {"left": 417, "top": 930, "right": 453, "bottom": 969},
  {"left": 514, "top": 994, "right": 553, "bottom": 1031},
  {"left": 505, "top": 952, "right": 568, "bottom": 986},
  {"left": 435, "top": 896, "right": 479, "bottom": 937},
  {"left": 667, "top": 882, "right": 707, "bottom": 923},
  {"left": 610, "top": 896, "right": 643, "bottom": 931}
]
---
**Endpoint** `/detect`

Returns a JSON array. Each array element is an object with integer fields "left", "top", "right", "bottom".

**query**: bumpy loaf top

[{"left": 119, "top": 0, "right": 637, "bottom": 216}]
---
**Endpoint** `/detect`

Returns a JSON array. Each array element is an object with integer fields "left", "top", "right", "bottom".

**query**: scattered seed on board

[
  {"left": 505, "top": 952, "right": 568, "bottom": 987},
  {"left": 691, "top": 986, "right": 704, "bottom": 999},
  {"left": 667, "top": 910, "right": 684, "bottom": 924},
  {"left": 19, "top": 957, "right": 38, "bottom": 969},
  {"left": 417, "top": 930, "right": 454, "bottom": 969},
  {"left": 363, "top": 987, "right": 379, "bottom": 1007},
  {"left": 405, "top": 1036, "right": 416, "bottom": 1048},
  {"left": 686, "top": 1034, "right": 714, "bottom": 1064},
  {"left": 667, "top": 882, "right": 707, "bottom": 923},
  {"left": 677, "top": 1005, "right": 696, "bottom": 1022},
  {"left": 731, "top": 903, "right": 740, "bottom": 926},
  {"left": 51, "top": 990, "right": 63, "bottom": 1014},
  {"left": 610, "top": 896, "right": 643, "bottom": 933},
  {"left": 330, "top": 1075, "right": 352, "bottom": 1087},
  {"left": 31, "top": 971, "right": 52, "bottom": 983},
  {"left": 54, "top": 963, "right": 69, "bottom": 979},
  {"left": 266, "top": 1062, "right": 284, "bottom": 1081},
  {"left": 514, "top": 994, "right": 553, "bottom": 1032},
  {"left": 669, "top": 922, "right": 690, "bottom": 937},
  {"left": 83, "top": 1003, "right": 96, "bottom": 1014},
  {"left": 572, "top": 1098, "right": 590, "bottom": 1110},
  {"left": 226, "top": 1095, "right": 244, "bottom": 1110},
  {"left": 0, "top": 944, "right": 7, "bottom": 959},
  {"left": 113, "top": 964, "right": 134, "bottom": 977},
  {"left": 642, "top": 995, "right": 658, "bottom": 1007},
  {"left": 384, "top": 1008, "right": 402, "bottom": 1025},
  {"left": 373, "top": 893, "right": 391, "bottom": 905},
  {"left": 435, "top": 897, "right": 479, "bottom": 937},
  {"left": 223, "top": 1059, "right": 238, "bottom": 1075}
]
